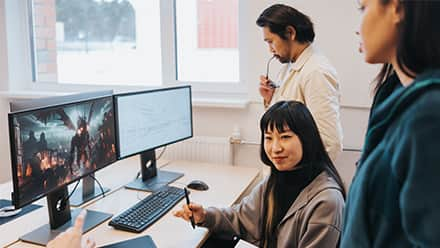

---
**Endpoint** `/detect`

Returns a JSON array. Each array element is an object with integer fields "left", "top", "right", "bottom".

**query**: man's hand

[
  {"left": 47, "top": 210, "right": 96, "bottom": 248},
  {"left": 259, "top": 75, "right": 275, "bottom": 106}
]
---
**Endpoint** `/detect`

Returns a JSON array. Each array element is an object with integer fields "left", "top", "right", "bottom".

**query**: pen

[
  {"left": 184, "top": 187, "right": 196, "bottom": 229},
  {"left": 265, "top": 55, "right": 280, "bottom": 89},
  {"left": 266, "top": 55, "right": 275, "bottom": 79}
]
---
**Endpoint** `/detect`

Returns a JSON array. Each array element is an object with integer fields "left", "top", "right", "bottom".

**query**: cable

[
  {"left": 89, "top": 174, "right": 105, "bottom": 198},
  {"left": 156, "top": 146, "right": 167, "bottom": 160},
  {"left": 60, "top": 180, "right": 81, "bottom": 209}
]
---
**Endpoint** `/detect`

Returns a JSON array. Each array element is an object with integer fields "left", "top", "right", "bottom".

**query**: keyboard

[{"left": 109, "top": 185, "right": 185, "bottom": 233}]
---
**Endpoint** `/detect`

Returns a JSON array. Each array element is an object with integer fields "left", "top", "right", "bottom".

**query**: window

[
  {"left": 175, "top": 0, "right": 239, "bottom": 83},
  {"left": 31, "top": 0, "right": 162, "bottom": 86},
  {"left": 30, "top": 0, "right": 240, "bottom": 87}
]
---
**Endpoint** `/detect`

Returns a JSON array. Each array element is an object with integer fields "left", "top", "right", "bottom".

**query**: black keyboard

[{"left": 109, "top": 186, "right": 185, "bottom": 233}]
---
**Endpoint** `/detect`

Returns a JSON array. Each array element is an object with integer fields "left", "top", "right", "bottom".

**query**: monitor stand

[
  {"left": 69, "top": 173, "right": 110, "bottom": 207},
  {"left": 20, "top": 186, "right": 112, "bottom": 246},
  {"left": 125, "top": 150, "right": 183, "bottom": 192}
]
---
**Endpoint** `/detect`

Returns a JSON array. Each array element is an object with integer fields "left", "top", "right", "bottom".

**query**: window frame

[{"left": 5, "top": 0, "right": 248, "bottom": 102}]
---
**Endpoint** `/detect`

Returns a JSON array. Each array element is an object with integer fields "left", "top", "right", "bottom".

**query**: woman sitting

[{"left": 174, "top": 100, "right": 346, "bottom": 247}]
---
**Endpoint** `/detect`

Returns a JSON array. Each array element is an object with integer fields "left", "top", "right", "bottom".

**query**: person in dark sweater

[
  {"left": 341, "top": 0, "right": 440, "bottom": 247},
  {"left": 175, "top": 101, "right": 346, "bottom": 248}
]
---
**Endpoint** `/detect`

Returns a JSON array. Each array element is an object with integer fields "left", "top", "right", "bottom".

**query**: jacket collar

[
  {"left": 290, "top": 44, "right": 314, "bottom": 72},
  {"left": 360, "top": 69, "right": 440, "bottom": 165},
  {"left": 279, "top": 171, "right": 342, "bottom": 224}
]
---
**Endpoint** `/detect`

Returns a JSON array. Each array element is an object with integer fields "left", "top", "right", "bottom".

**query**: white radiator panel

[{"left": 162, "top": 136, "right": 233, "bottom": 165}]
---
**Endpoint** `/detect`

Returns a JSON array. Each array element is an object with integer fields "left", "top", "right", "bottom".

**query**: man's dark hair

[
  {"left": 374, "top": 1, "right": 440, "bottom": 91},
  {"left": 256, "top": 4, "right": 315, "bottom": 43}
]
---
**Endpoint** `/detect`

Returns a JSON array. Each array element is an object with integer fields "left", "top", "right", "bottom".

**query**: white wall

[
  {"left": 0, "top": 0, "right": 8, "bottom": 91},
  {"left": 0, "top": 0, "right": 373, "bottom": 183},
  {"left": 192, "top": 103, "right": 368, "bottom": 167}
]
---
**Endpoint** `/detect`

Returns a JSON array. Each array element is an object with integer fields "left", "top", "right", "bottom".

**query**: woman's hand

[
  {"left": 173, "top": 203, "right": 206, "bottom": 225},
  {"left": 47, "top": 210, "right": 96, "bottom": 248}
]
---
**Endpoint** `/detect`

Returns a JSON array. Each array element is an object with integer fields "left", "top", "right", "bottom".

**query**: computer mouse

[{"left": 187, "top": 180, "right": 209, "bottom": 191}]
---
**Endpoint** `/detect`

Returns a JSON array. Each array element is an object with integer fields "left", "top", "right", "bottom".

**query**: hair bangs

[{"left": 261, "top": 103, "right": 293, "bottom": 134}]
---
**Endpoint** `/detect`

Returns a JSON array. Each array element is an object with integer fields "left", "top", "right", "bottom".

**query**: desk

[{"left": 0, "top": 159, "right": 261, "bottom": 247}]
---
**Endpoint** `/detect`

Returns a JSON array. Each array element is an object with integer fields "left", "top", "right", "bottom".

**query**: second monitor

[{"left": 114, "top": 86, "right": 193, "bottom": 191}]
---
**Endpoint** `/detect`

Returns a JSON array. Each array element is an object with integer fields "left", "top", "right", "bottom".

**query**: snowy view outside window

[
  {"left": 31, "top": 0, "right": 239, "bottom": 86},
  {"left": 32, "top": 0, "right": 161, "bottom": 86}
]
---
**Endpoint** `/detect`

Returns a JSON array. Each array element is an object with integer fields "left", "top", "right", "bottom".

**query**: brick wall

[
  {"left": 33, "top": 0, "right": 58, "bottom": 82},
  {"left": 197, "top": 0, "right": 238, "bottom": 49}
]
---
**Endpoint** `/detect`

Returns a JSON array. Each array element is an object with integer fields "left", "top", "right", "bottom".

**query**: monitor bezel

[
  {"left": 113, "top": 85, "right": 193, "bottom": 160},
  {"left": 8, "top": 95, "right": 118, "bottom": 209},
  {"left": 9, "top": 90, "right": 113, "bottom": 113}
]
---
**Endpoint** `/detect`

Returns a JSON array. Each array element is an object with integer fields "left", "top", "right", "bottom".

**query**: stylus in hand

[{"left": 184, "top": 188, "right": 196, "bottom": 229}]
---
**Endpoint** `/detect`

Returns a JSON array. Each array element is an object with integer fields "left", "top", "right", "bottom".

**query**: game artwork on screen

[{"left": 11, "top": 97, "right": 116, "bottom": 203}]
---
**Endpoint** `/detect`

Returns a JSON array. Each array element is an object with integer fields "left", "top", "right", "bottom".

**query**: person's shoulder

[
  {"left": 412, "top": 86, "right": 440, "bottom": 108},
  {"left": 248, "top": 175, "right": 270, "bottom": 195},
  {"left": 313, "top": 186, "right": 344, "bottom": 207},
  {"left": 307, "top": 172, "right": 345, "bottom": 207},
  {"left": 402, "top": 85, "right": 440, "bottom": 126},
  {"left": 304, "top": 176, "right": 345, "bottom": 227},
  {"left": 302, "top": 52, "right": 338, "bottom": 82},
  {"left": 314, "top": 187, "right": 345, "bottom": 208}
]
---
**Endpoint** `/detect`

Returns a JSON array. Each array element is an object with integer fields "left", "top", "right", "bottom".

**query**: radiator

[{"left": 162, "top": 136, "right": 233, "bottom": 165}]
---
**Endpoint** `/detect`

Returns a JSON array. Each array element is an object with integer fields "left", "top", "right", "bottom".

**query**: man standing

[{"left": 257, "top": 4, "right": 343, "bottom": 162}]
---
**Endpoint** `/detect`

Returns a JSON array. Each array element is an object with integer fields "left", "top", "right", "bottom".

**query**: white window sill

[
  {"left": 0, "top": 91, "right": 69, "bottom": 99},
  {"left": 192, "top": 98, "right": 249, "bottom": 109},
  {"left": 0, "top": 90, "right": 250, "bottom": 109}
]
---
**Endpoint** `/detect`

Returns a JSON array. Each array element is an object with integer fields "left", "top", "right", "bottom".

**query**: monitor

[
  {"left": 9, "top": 90, "right": 114, "bottom": 207},
  {"left": 9, "top": 90, "right": 113, "bottom": 112},
  {"left": 114, "top": 86, "right": 193, "bottom": 191},
  {"left": 8, "top": 95, "right": 116, "bottom": 245}
]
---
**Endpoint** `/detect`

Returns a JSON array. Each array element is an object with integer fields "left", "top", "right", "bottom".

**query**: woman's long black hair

[
  {"left": 374, "top": 1, "right": 440, "bottom": 92},
  {"left": 259, "top": 101, "right": 346, "bottom": 248}
]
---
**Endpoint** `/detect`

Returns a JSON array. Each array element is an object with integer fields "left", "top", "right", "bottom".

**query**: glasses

[{"left": 266, "top": 55, "right": 279, "bottom": 88}]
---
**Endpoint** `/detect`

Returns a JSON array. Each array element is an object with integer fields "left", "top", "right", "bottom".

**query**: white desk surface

[{"left": 0, "top": 158, "right": 261, "bottom": 248}]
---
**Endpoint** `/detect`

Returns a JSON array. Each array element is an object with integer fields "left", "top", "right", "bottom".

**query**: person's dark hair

[
  {"left": 258, "top": 101, "right": 346, "bottom": 247},
  {"left": 256, "top": 4, "right": 315, "bottom": 43},
  {"left": 373, "top": 1, "right": 440, "bottom": 92}
]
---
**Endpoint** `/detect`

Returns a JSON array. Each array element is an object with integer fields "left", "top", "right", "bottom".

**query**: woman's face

[
  {"left": 358, "top": 0, "right": 400, "bottom": 64},
  {"left": 264, "top": 125, "right": 303, "bottom": 171}
]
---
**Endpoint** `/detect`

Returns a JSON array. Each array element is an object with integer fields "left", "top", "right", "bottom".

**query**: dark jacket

[
  {"left": 202, "top": 171, "right": 345, "bottom": 248},
  {"left": 341, "top": 70, "right": 440, "bottom": 247}
]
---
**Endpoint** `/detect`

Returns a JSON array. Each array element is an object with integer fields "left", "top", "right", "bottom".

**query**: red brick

[
  {"left": 47, "top": 63, "right": 58, "bottom": 73},
  {"left": 38, "top": 63, "right": 48, "bottom": 73},
  {"left": 35, "top": 27, "right": 56, "bottom": 39},
  {"left": 44, "top": 5, "right": 56, "bottom": 17},
  {"left": 46, "top": 27, "right": 55, "bottom": 38},
  {"left": 46, "top": 39, "right": 56, "bottom": 50},
  {"left": 48, "top": 51, "right": 57, "bottom": 62},
  {"left": 33, "top": 0, "right": 46, "bottom": 5},
  {"left": 35, "top": 39, "right": 46, "bottom": 49},
  {"left": 44, "top": 11, "right": 56, "bottom": 25},
  {"left": 34, "top": 14, "right": 45, "bottom": 26},
  {"left": 35, "top": 27, "right": 50, "bottom": 39},
  {"left": 33, "top": 5, "right": 46, "bottom": 16}
]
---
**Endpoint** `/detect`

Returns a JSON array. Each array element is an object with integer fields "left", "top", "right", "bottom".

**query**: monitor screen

[
  {"left": 9, "top": 96, "right": 117, "bottom": 208},
  {"left": 115, "top": 86, "right": 192, "bottom": 159}
]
